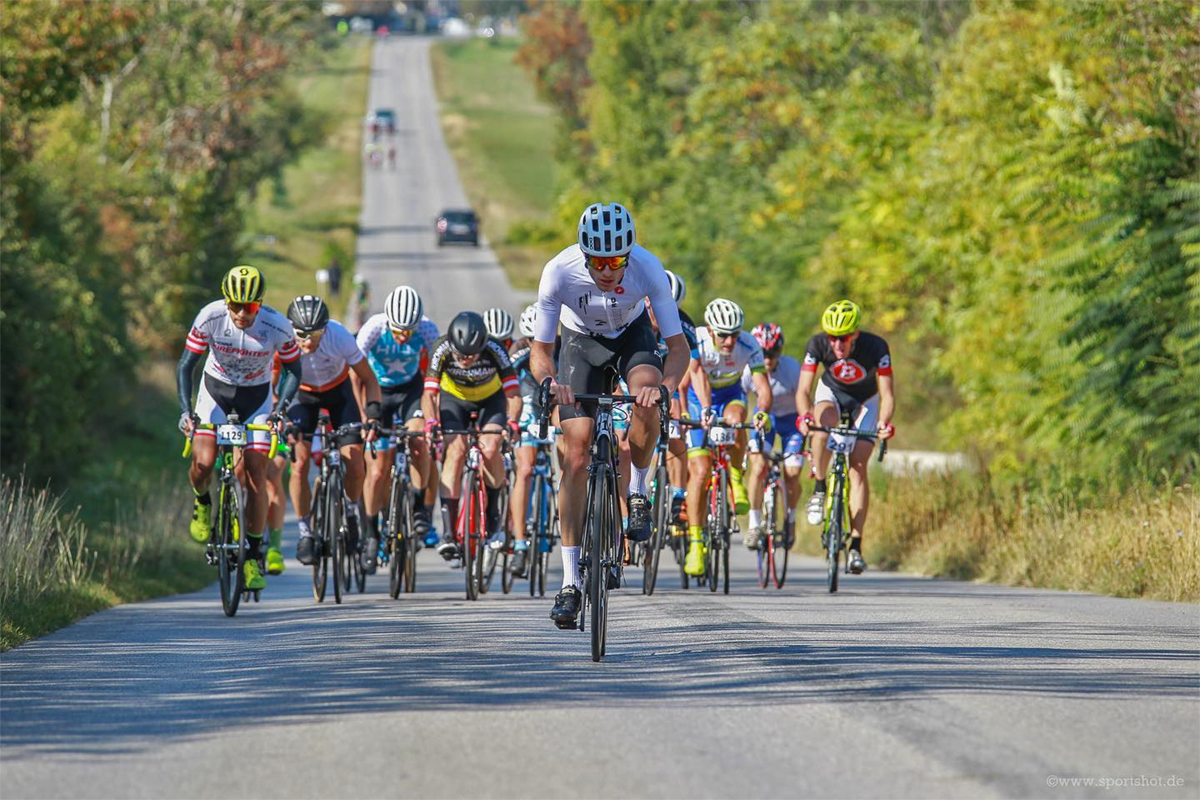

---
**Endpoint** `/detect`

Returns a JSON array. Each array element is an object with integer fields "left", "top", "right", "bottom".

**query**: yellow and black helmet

[
  {"left": 221, "top": 265, "right": 265, "bottom": 304},
  {"left": 821, "top": 299, "right": 861, "bottom": 337}
]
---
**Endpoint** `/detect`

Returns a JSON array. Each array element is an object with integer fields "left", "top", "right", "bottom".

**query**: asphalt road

[{"left": 2, "top": 38, "right": 1198, "bottom": 800}]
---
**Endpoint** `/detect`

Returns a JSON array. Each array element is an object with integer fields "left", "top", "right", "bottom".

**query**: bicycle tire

[
  {"left": 528, "top": 474, "right": 544, "bottom": 598},
  {"left": 719, "top": 469, "right": 731, "bottom": 595},
  {"left": 219, "top": 478, "right": 246, "bottom": 617},
  {"left": 587, "top": 465, "right": 614, "bottom": 662},
  {"left": 403, "top": 489, "right": 418, "bottom": 593},
  {"left": 312, "top": 476, "right": 328, "bottom": 602},
  {"left": 352, "top": 505, "right": 367, "bottom": 594},
  {"left": 388, "top": 484, "right": 407, "bottom": 599},
  {"left": 461, "top": 470, "right": 478, "bottom": 601},
  {"left": 645, "top": 466, "right": 668, "bottom": 595},
  {"left": 500, "top": 482, "right": 514, "bottom": 595},
  {"left": 826, "top": 478, "right": 841, "bottom": 594},
  {"left": 331, "top": 480, "right": 345, "bottom": 604},
  {"left": 706, "top": 473, "right": 721, "bottom": 594},
  {"left": 769, "top": 480, "right": 789, "bottom": 588},
  {"left": 757, "top": 482, "right": 771, "bottom": 589}
]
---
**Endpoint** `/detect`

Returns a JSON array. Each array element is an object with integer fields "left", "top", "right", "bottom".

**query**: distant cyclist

[
  {"left": 423, "top": 311, "right": 522, "bottom": 560},
  {"left": 355, "top": 286, "right": 441, "bottom": 567},
  {"left": 531, "top": 202, "right": 689, "bottom": 629},
  {"left": 282, "top": 296, "right": 383, "bottom": 570},
  {"left": 744, "top": 322, "right": 804, "bottom": 549},
  {"left": 684, "top": 298, "right": 771, "bottom": 574},
  {"left": 178, "top": 266, "right": 300, "bottom": 592},
  {"left": 797, "top": 300, "right": 895, "bottom": 574}
]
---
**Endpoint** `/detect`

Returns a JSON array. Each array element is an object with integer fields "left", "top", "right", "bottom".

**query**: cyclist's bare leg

[
  {"left": 557, "top": 417, "right": 594, "bottom": 548},
  {"left": 241, "top": 450, "right": 270, "bottom": 537},
  {"left": 405, "top": 416, "right": 429, "bottom": 492},
  {"left": 341, "top": 443, "right": 365, "bottom": 503},
  {"left": 618, "top": 433, "right": 632, "bottom": 508},
  {"left": 848, "top": 440, "right": 874, "bottom": 540},
  {"left": 288, "top": 436, "right": 314, "bottom": 518},
  {"left": 267, "top": 455, "right": 287, "bottom": 530},
  {"left": 363, "top": 442, "right": 393, "bottom": 518},
  {"left": 667, "top": 434, "right": 687, "bottom": 487},
  {"left": 189, "top": 437, "right": 217, "bottom": 492},
  {"left": 686, "top": 451, "right": 712, "bottom": 525},
  {"left": 783, "top": 464, "right": 803, "bottom": 512},
  {"left": 479, "top": 423, "right": 505, "bottom": 489},
  {"left": 723, "top": 402, "right": 749, "bottom": 465},
  {"left": 511, "top": 445, "right": 535, "bottom": 541},
  {"left": 624, "top": 364, "right": 663, "bottom": 469},
  {"left": 747, "top": 451, "right": 767, "bottom": 511},
  {"left": 809, "top": 401, "right": 838, "bottom": 480},
  {"left": 440, "top": 434, "right": 466, "bottom": 499}
]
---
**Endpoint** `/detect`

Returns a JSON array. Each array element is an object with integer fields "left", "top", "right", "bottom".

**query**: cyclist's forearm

[
  {"left": 530, "top": 341, "right": 555, "bottom": 384},
  {"left": 752, "top": 373, "right": 773, "bottom": 414},
  {"left": 661, "top": 334, "right": 689, "bottom": 393},
  {"left": 177, "top": 349, "right": 202, "bottom": 415},
  {"left": 878, "top": 378, "right": 895, "bottom": 428},
  {"left": 691, "top": 366, "right": 712, "bottom": 409},
  {"left": 505, "top": 391, "right": 523, "bottom": 422},
  {"left": 275, "top": 360, "right": 302, "bottom": 411}
]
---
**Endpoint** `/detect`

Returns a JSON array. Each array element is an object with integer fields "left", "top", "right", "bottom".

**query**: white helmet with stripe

[
  {"left": 703, "top": 297, "right": 744, "bottom": 335},
  {"left": 385, "top": 285, "right": 422, "bottom": 330}
]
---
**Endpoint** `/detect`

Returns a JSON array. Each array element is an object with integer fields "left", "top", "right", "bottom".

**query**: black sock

[
  {"left": 485, "top": 487, "right": 500, "bottom": 530},
  {"left": 849, "top": 535, "right": 862, "bottom": 552},
  {"left": 365, "top": 512, "right": 379, "bottom": 537},
  {"left": 814, "top": 479, "right": 827, "bottom": 494},
  {"left": 193, "top": 487, "right": 212, "bottom": 505},
  {"left": 247, "top": 534, "right": 263, "bottom": 558},
  {"left": 441, "top": 498, "right": 458, "bottom": 537},
  {"left": 412, "top": 487, "right": 425, "bottom": 512}
]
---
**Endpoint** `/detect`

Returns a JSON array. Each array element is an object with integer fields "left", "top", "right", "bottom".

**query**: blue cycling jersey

[{"left": 356, "top": 313, "right": 440, "bottom": 388}]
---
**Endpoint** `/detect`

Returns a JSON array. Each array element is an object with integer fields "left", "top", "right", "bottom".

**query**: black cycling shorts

[
  {"left": 204, "top": 374, "right": 270, "bottom": 421},
  {"left": 440, "top": 390, "right": 506, "bottom": 431},
  {"left": 287, "top": 378, "right": 362, "bottom": 447},
  {"left": 557, "top": 310, "right": 662, "bottom": 422},
  {"left": 381, "top": 375, "right": 424, "bottom": 426}
]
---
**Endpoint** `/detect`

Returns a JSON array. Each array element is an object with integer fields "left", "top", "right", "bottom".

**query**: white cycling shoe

[{"left": 806, "top": 492, "right": 826, "bottom": 526}]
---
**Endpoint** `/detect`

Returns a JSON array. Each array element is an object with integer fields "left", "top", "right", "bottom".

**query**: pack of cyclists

[{"left": 178, "top": 203, "right": 895, "bottom": 627}]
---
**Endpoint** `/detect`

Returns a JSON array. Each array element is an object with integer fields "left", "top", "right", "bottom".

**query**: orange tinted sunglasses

[
  {"left": 585, "top": 255, "right": 629, "bottom": 272},
  {"left": 228, "top": 301, "right": 261, "bottom": 315}
]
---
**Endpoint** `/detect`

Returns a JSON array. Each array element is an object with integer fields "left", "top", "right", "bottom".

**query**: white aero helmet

[
  {"left": 704, "top": 297, "right": 744, "bottom": 335},
  {"left": 519, "top": 304, "right": 538, "bottom": 339},
  {"left": 665, "top": 269, "right": 686, "bottom": 303},
  {"left": 578, "top": 202, "right": 635, "bottom": 257},
  {"left": 483, "top": 307, "right": 515, "bottom": 340},
  {"left": 385, "top": 285, "right": 423, "bottom": 330}
]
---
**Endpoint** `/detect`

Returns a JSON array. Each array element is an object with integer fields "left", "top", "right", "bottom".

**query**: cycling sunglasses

[
  {"left": 585, "top": 255, "right": 629, "bottom": 272},
  {"left": 389, "top": 326, "right": 414, "bottom": 340},
  {"left": 827, "top": 333, "right": 854, "bottom": 343},
  {"left": 227, "top": 301, "right": 261, "bottom": 315},
  {"left": 293, "top": 327, "right": 326, "bottom": 341}
]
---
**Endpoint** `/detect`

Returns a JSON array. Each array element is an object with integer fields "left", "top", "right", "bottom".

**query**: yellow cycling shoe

[
  {"left": 266, "top": 547, "right": 286, "bottom": 575},
  {"left": 684, "top": 540, "right": 707, "bottom": 577},
  {"left": 190, "top": 500, "right": 212, "bottom": 543},
  {"left": 730, "top": 476, "right": 750, "bottom": 515},
  {"left": 244, "top": 559, "right": 267, "bottom": 591}
]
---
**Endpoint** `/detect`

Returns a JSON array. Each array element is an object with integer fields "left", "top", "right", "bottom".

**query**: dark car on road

[
  {"left": 436, "top": 209, "right": 480, "bottom": 246},
  {"left": 369, "top": 108, "right": 395, "bottom": 137}
]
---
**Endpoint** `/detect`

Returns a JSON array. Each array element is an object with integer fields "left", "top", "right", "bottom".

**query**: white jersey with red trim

[
  {"left": 296, "top": 320, "right": 364, "bottom": 392},
  {"left": 533, "top": 243, "right": 682, "bottom": 342},
  {"left": 185, "top": 300, "right": 299, "bottom": 387}
]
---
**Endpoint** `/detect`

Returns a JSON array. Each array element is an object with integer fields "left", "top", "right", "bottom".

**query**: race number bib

[{"left": 216, "top": 424, "right": 247, "bottom": 447}]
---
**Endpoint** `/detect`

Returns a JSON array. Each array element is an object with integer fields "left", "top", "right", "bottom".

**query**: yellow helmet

[
  {"left": 221, "top": 265, "right": 265, "bottom": 304},
  {"left": 821, "top": 299, "right": 861, "bottom": 336}
]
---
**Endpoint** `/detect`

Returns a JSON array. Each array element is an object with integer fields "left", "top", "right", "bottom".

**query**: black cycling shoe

[
  {"left": 296, "top": 534, "right": 319, "bottom": 566},
  {"left": 412, "top": 507, "right": 432, "bottom": 536},
  {"left": 607, "top": 567, "right": 620, "bottom": 590},
  {"left": 625, "top": 493, "right": 652, "bottom": 542},
  {"left": 436, "top": 537, "right": 460, "bottom": 562},
  {"left": 362, "top": 534, "right": 380, "bottom": 573},
  {"left": 550, "top": 585, "right": 582, "bottom": 629},
  {"left": 510, "top": 549, "right": 529, "bottom": 578}
]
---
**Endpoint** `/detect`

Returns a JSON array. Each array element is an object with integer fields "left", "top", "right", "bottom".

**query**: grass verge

[
  {"left": 793, "top": 470, "right": 1198, "bottom": 602},
  {"left": 430, "top": 37, "right": 559, "bottom": 290},
  {"left": 1, "top": 42, "right": 372, "bottom": 651}
]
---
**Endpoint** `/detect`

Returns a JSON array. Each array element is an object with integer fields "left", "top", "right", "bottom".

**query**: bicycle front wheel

[
  {"left": 586, "top": 468, "right": 615, "bottom": 662},
  {"left": 330, "top": 482, "right": 345, "bottom": 604},
  {"left": 826, "top": 484, "right": 842, "bottom": 594},
  {"left": 312, "top": 476, "right": 328, "bottom": 602},
  {"left": 644, "top": 466, "right": 669, "bottom": 596},
  {"left": 388, "top": 484, "right": 408, "bottom": 599},
  {"left": 218, "top": 479, "right": 246, "bottom": 617},
  {"left": 768, "top": 480, "right": 789, "bottom": 588},
  {"left": 461, "top": 470, "right": 480, "bottom": 601}
]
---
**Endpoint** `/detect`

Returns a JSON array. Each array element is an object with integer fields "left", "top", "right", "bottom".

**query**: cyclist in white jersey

[
  {"left": 683, "top": 298, "right": 771, "bottom": 574},
  {"left": 280, "top": 296, "right": 384, "bottom": 571},
  {"left": 531, "top": 203, "right": 690, "bottom": 629},
  {"left": 743, "top": 323, "right": 805, "bottom": 550},
  {"left": 177, "top": 266, "right": 301, "bottom": 592}
]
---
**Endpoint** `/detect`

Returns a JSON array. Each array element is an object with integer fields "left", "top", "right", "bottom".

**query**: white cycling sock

[
  {"left": 785, "top": 507, "right": 796, "bottom": 522},
  {"left": 748, "top": 509, "right": 762, "bottom": 530},
  {"left": 561, "top": 546, "right": 581, "bottom": 589},
  {"left": 629, "top": 464, "right": 649, "bottom": 496}
]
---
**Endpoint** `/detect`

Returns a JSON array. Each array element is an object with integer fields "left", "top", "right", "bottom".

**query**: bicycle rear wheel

[
  {"left": 499, "top": 485, "right": 515, "bottom": 595},
  {"left": 644, "top": 466, "right": 669, "bottom": 596},
  {"left": 312, "top": 477, "right": 329, "bottom": 602}
]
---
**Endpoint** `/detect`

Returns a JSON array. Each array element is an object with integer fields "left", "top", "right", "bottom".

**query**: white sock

[
  {"left": 629, "top": 464, "right": 649, "bottom": 496},
  {"left": 748, "top": 509, "right": 762, "bottom": 530},
  {"left": 786, "top": 507, "right": 796, "bottom": 522},
  {"left": 561, "top": 546, "right": 581, "bottom": 589}
]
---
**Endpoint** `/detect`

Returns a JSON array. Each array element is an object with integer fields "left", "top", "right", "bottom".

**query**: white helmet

[
  {"left": 385, "top": 285, "right": 422, "bottom": 330},
  {"left": 483, "top": 307, "right": 514, "bottom": 340},
  {"left": 704, "top": 298, "right": 744, "bottom": 334},
  {"left": 578, "top": 202, "right": 635, "bottom": 257},
  {"left": 665, "top": 269, "right": 686, "bottom": 303},
  {"left": 519, "top": 304, "right": 538, "bottom": 339}
]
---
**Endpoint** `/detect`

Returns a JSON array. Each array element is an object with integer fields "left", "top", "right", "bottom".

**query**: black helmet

[
  {"left": 287, "top": 295, "right": 330, "bottom": 333},
  {"left": 448, "top": 311, "right": 488, "bottom": 356}
]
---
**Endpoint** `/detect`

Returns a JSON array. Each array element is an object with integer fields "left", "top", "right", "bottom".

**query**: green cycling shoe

[
  {"left": 190, "top": 500, "right": 212, "bottom": 543},
  {"left": 684, "top": 539, "right": 707, "bottom": 577},
  {"left": 730, "top": 468, "right": 750, "bottom": 515},
  {"left": 243, "top": 559, "right": 267, "bottom": 591},
  {"left": 266, "top": 547, "right": 286, "bottom": 575}
]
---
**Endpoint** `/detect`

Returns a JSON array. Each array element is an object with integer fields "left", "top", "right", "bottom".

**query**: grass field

[
  {"left": 430, "top": 37, "right": 559, "bottom": 290},
  {"left": 2, "top": 42, "right": 372, "bottom": 651},
  {"left": 245, "top": 39, "right": 372, "bottom": 315}
]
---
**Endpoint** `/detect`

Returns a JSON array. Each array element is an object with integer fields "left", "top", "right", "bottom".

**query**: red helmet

[{"left": 752, "top": 322, "right": 784, "bottom": 352}]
